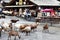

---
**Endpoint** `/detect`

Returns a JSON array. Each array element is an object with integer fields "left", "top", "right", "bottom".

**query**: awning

[
  {"left": 41, "top": 9, "right": 54, "bottom": 12},
  {"left": 5, "top": 5, "right": 34, "bottom": 7}
]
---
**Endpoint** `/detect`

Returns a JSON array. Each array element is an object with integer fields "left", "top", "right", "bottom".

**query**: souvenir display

[{"left": 19, "top": 0, "right": 23, "bottom": 5}]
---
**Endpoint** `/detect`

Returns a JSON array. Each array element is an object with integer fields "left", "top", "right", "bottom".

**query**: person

[
  {"left": 0, "top": 8, "right": 2, "bottom": 14},
  {"left": 0, "top": 0, "right": 3, "bottom": 14},
  {"left": 25, "top": 9, "right": 31, "bottom": 20},
  {"left": 0, "top": 24, "right": 2, "bottom": 38}
]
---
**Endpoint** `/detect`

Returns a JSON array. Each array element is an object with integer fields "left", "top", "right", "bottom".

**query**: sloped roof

[{"left": 30, "top": 0, "right": 60, "bottom": 6}]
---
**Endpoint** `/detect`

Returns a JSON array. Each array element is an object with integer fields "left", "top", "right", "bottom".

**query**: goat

[
  {"left": 43, "top": 24, "right": 49, "bottom": 33},
  {"left": 30, "top": 23, "right": 39, "bottom": 31},
  {"left": 21, "top": 25, "right": 31, "bottom": 36},
  {"left": 8, "top": 30, "right": 20, "bottom": 40}
]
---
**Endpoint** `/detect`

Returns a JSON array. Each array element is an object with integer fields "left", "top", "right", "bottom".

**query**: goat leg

[
  {"left": 26, "top": 31, "right": 30, "bottom": 36},
  {"left": 14, "top": 36, "right": 16, "bottom": 40},
  {"left": 8, "top": 35, "right": 11, "bottom": 40},
  {"left": 18, "top": 35, "right": 21, "bottom": 39}
]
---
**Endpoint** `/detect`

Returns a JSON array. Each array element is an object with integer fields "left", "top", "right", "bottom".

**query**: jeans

[{"left": 25, "top": 15, "right": 31, "bottom": 20}]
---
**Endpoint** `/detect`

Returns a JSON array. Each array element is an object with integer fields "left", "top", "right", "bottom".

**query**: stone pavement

[{"left": 0, "top": 16, "right": 60, "bottom": 40}]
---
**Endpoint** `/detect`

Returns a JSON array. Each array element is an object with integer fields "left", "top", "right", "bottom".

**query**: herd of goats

[{"left": 0, "top": 16, "right": 49, "bottom": 40}]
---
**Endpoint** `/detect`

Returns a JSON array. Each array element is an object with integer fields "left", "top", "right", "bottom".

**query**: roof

[
  {"left": 30, "top": 0, "right": 60, "bottom": 6},
  {"left": 5, "top": 5, "right": 34, "bottom": 7}
]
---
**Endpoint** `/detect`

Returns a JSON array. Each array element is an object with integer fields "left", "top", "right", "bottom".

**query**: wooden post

[{"left": 0, "top": 28, "right": 2, "bottom": 37}]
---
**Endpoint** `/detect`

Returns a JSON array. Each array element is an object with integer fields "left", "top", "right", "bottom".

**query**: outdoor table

[
  {"left": 40, "top": 16, "right": 60, "bottom": 26},
  {"left": 35, "top": 17, "right": 41, "bottom": 23},
  {"left": 49, "top": 16, "right": 60, "bottom": 26}
]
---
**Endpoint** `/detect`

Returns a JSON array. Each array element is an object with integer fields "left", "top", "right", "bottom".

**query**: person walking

[{"left": 25, "top": 9, "right": 31, "bottom": 20}]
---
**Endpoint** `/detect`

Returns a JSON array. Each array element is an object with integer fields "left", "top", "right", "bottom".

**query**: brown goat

[
  {"left": 19, "top": 24, "right": 28, "bottom": 31},
  {"left": 8, "top": 30, "right": 20, "bottom": 40},
  {"left": 19, "top": 24, "right": 31, "bottom": 35},
  {"left": 21, "top": 25, "right": 31, "bottom": 36},
  {"left": 19, "top": 23, "right": 38, "bottom": 35},
  {"left": 43, "top": 24, "right": 48, "bottom": 30},
  {"left": 43, "top": 24, "right": 49, "bottom": 33},
  {"left": 30, "top": 23, "right": 39, "bottom": 30}
]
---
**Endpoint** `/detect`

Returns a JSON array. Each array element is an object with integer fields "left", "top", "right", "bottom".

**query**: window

[
  {"left": 42, "top": 12, "right": 50, "bottom": 16},
  {"left": 42, "top": 12, "right": 47, "bottom": 16}
]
